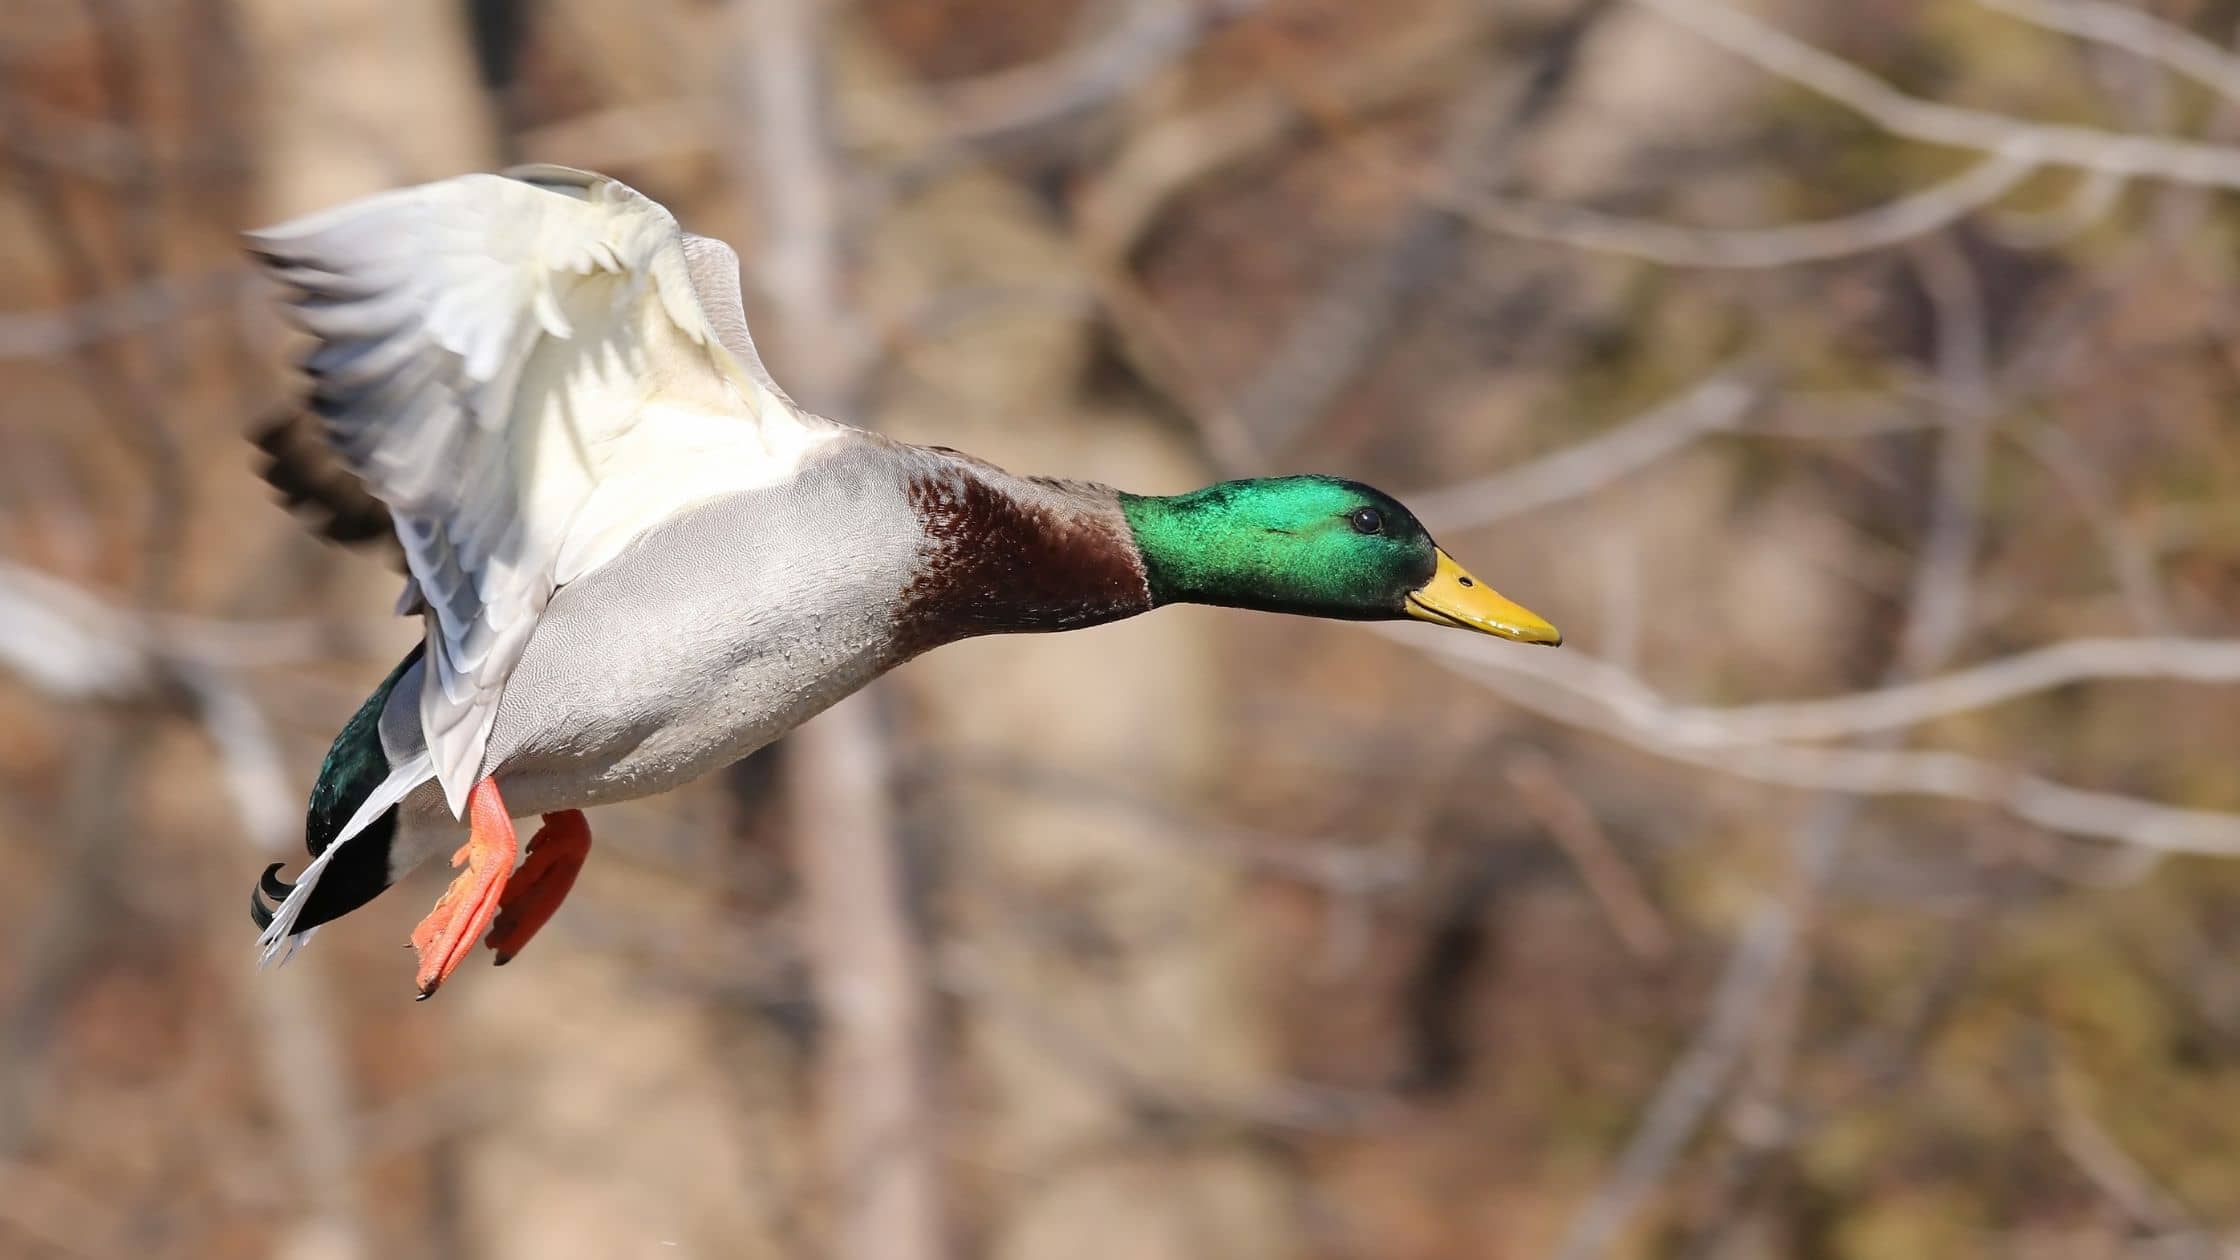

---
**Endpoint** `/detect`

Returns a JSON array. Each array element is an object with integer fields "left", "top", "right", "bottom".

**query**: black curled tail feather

[
  {"left": 246, "top": 813, "right": 403, "bottom": 935},
  {"left": 248, "top": 644, "right": 422, "bottom": 937},
  {"left": 250, "top": 863, "right": 293, "bottom": 930}
]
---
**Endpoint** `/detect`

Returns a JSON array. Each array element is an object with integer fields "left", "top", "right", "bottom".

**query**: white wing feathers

[{"left": 249, "top": 165, "right": 835, "bottom": 816}]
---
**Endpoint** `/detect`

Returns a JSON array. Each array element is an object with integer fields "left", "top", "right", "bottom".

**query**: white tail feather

[{"left": 256, "top": 750, "right": 438, "bottom": 965}]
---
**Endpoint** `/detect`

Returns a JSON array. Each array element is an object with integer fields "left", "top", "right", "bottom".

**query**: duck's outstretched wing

[{"left": 249, "top": 164, "right": 840, "bottom": 815}]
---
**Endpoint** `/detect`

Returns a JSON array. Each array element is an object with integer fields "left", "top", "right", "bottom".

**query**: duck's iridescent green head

[{"left": 1118, "top": 476, "right": 1561, "bottom": 644}]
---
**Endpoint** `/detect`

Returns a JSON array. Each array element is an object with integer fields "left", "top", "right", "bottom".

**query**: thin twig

[
  {"left": 1229, "top": 2, "right": 1614, "bottom": 455},
  {"left": 2050, "top": 1061, "right": 2216, "bottom": 1255},
  {"left": 1988, "top": 166, "right": 2127, "bottom": 248},
  {"left": 0, "top": 55, "right": 188, "bottom": 602},
  {"left": 936, "top": 946, "right": 1400, "bottom": 1136},
  {"left": 1547, "top": 902, "right": 1795, "bottom": 1260},
  {"left": 1074, "top": 6, "right": 1486, "bottom": 266},
  {"left": 1505, "top": 752, "right": 1673, "bottom": 963},
  {"left": 2004, "top": 422, "right": 2171, "bottom": 633}
]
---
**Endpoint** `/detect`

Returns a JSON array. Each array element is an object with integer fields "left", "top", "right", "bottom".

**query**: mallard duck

[{"left": 245, "top": 165, "right": 1561, "bottom": 997}]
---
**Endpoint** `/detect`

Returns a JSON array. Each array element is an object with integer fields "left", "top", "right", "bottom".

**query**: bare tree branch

[
  {"left": 0, "top": 268, "right": 258, "bottom": 360},
  {"left": 0, "top": 559, "right": 381, "bottom": 682},
  {"left": 735, "top": 2, "right": 945, "bottom": 1257},
  {"left": 1074, "top": 7, "right": 1485, "bottom": 267},
  {"left": 0, "top": 54, "right": 189, "bottom": 600},
  {"left": 1426, "top": 248, "right": 2240, "bottom": 857},
  {"left": 1635, "top": 0, "right": 2240, "bottom": 190},
  {"left": 1411, "top": 372, "right": 1761, "bottom": 532},
  {"left": 1548, "top": 240, "right": 2003, "bottom": 1260},
  {"left": 1976, "top": 0, "right": 2240, "bottom": 110},
  {"left": 1068, "top": 5, "right": 1493, "bottom": 474},
  {"left": 1440, "top": 152, "right": 2038, "bottom": 269},
  {"left": 1421, "top": 634, "right": 2240, "bottom": 750},
  {"left": 0, "top": 561, "right": 368, "bottom": 1255},
  {"left": 1404, "top": 625, "right": 2240, "bottom": 853},
  {"left": 877, "top": 0, "right": 1256, "bottom": 147},
  {"left": 519, "top": 1, "right": 1259, "bottom": 171}
]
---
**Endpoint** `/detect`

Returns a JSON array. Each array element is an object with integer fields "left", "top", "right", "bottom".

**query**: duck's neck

[
  {"left": 1116, "top": 486, "right": 1266, "bottom": 611},
  {"left": 891, "top": 454, "right": 1155, "bottom": 655}
]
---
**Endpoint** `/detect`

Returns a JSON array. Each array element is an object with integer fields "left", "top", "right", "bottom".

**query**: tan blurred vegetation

[{"left": 5, "top": 0, "right": 2240, "bottom": 1256}]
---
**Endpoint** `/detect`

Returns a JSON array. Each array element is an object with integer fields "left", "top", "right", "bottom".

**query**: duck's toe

[
  {"left": 484, "top": 810, "right": 592, "bottom": 966},
  {"left": 409, "top": 776, "right": 518, "bottom": 999}
]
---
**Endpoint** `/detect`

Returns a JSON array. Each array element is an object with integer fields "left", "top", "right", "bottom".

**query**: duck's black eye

[{"left": 1348, "top": 506, "right": 1385, "bottom": 535}]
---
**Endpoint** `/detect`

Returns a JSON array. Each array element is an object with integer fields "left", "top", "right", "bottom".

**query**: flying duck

[{"left": 245, "top": 165, "right": 1561, "bottom": 997}]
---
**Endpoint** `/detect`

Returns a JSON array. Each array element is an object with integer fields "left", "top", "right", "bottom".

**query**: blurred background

[{"left": 5, "top": 0, "right": 2240, "bottom": 1256}]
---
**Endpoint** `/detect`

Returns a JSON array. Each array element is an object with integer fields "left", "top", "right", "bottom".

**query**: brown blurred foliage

[{"left": 4, "top": 0, "right": 2240, "bottom": 1257}]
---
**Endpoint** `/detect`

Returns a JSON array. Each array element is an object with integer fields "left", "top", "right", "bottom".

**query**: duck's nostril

[{"left": 1458, "top": 576, "right": 1474, "bottom": 587}]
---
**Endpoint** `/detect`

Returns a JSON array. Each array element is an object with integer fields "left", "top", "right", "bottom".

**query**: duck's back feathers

[{"left": 248, "top": 165, "right": 844, "bottom": 814}]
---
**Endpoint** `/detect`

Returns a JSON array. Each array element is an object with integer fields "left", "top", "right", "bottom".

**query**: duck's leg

[
  {"left": 410, "top": 776, "right": 517, "bottom": 998},
  {"left": 483, "top": 810, "right": 592, "bottom": 965}
]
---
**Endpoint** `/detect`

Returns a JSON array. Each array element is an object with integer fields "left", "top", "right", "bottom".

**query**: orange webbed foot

[
  {"left": 410, "top": 777, "right": 518, "bottom": 999},
  {"left": 484, "top": 810, "right": 592, "bottom": 966}
]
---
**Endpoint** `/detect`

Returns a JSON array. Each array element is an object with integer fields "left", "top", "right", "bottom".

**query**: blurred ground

[{"left": 4, "top": 0, "right": 2240, "bottom": 1257}]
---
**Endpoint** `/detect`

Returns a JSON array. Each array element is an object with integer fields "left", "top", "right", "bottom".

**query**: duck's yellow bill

[{"left": 1405, "top": 549, "right": 1562, "bottom": 646}]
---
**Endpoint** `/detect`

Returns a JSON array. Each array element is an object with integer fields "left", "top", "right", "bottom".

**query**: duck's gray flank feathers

[{"left": 391, "top": 437, "right": 932, "bottom": 822}]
